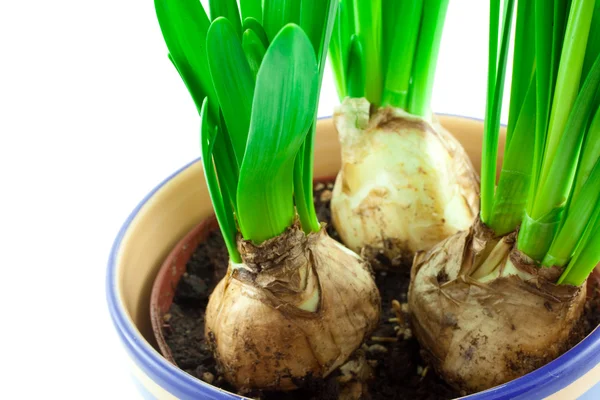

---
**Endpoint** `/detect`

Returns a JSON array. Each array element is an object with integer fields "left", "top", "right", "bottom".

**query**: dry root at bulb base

[
  {"left": 408, "top": 221, "right": 587, "bottom": 393},
  {"left": 205, "top": 223, "right": 381, "bottom": 392},
  {"left": 331, "top": 98, "right": 479, "bottom": 266}
]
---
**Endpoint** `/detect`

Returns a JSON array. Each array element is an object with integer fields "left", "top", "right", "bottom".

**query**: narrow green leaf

[
  {"left": 558, "top": 204, "right": 600, "bottom": 286},
  {"left": 209, "top": 0, "right": 243, "bottom": 37},
  {"left": 382, "top": 0, "right": 423, "bottom": 110},
  {"left": 240, "top": 0, "right": 262, "bottom": 24},
  {"left": 154, "top": 0, "right": 214, "bottom": 113},
  {"left": 519, "top": 56, "right": 600, "bottom": 260},
  {"left": 506, "top": 0, "right": 535, "bottom": 145},
  {"left": 263, "top": 0, "right": 301, "bottom": 41},
  {"left": 213, "top": 109, "right": 240, "bottom": 215},
  {"left": 582, "top": 1, "right": 600, "bottom": 84},
  {"left": 541, "top": 0, "right": 596, "bottom": 186},
  {"left": 242, "top": 17, "right": 270, "bottom": 48},
  {"left": 347, "top": 34, "right": 366, "bottom": 98},
  {"left": 489, "top": 75, "right": 536, "bottom": 235},
  {"left": 406, "top": 0, "right": 449, "bottom": 117},
  {"left": 237, "top": 25, "right": 319, "bottom": 243},
  {"left": 572, "top": 105, "right": 600, "bottom": 201},
  {"left": 242, "top": 29, "right": 267, "bottom": 77},
  {"left": 481, "top": 0, "right": 515, "bottom": 225},
  {"left": 206, "top": 17, "right": 255, "bottom": 166},
  {"left": 295, "top": 0, "right": 338, "bottom": 234},
  {"left": 353, "top": 0, "right": 382, "bottom": 105},
  {"left": 528, "top": 0, "right": 554, "bottom": 212},
  {"left": 544, "top": 157, "right": 600, "bottom": 267},
  {"left": 199, "top": 99, "right": 240, "bottom": 263},
  {"left": 329, "top": 7, "right": 347, "bottom": 100}
]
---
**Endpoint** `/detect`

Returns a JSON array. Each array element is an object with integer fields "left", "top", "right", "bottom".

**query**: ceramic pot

[{"left": 107, "top": 117, "right": 600, "bottom": 400}]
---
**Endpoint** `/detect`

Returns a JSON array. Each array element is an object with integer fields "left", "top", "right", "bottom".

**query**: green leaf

[
  {"left": 295, "top": 0, "right": 338, "bottom": 234},
  {"left": 406, "top": 0, "right": 450, "bottom": 117},
  {"left": 541, "top": 0, "right": 596, "bottom": 188},
  {"left": 237, "top": 24, "right": 319, "bottom": 243},
  {"left": 242, "top": 29, "right": 267, "bottom": 77},
  {"left": 518, "top": 56, "right": 600, "bottom": 260},
  {"left": 346, "top": 34, "right": 366, "bottom": 98},
  {"left": 154, "top": 0, "right": 215, "bottom": 113},
  {"left": 199, "top": 99, "right": 240, "bottom": 263},
  {"left": 480, "top": 0, "right": 515, "bottom": 225},
  {"left": 544, "top": 157, "right": 600, "bottom": 267},
  {"left": 213, "top": 109, "right": 240, "bottom": 215},
  {"left": 240, "top": 0, "right": 262, "bottom": 24},
  {"left": 242, "top": 17, "right": 270, "bottom": 48},
  {"left": 506, "top": 0, "right": 535, "bottom": 145},
  {"left": 353, "top": 0, "right": 382, "bottom": 105},
  {"left": 263, "top": 0, "right": 301, "bottom": 41},
  {"left": 489, "top": 75, "right": 536, "bottom": 235},
  {"left": 582, "top": 1, "right": 600, "bottom": 84},
  {"left": 558, "top": 203, "right": 600, "bottom": 286},
  {"left": 572, "top": 105, "right": 600, "bottom": 201},
  {"left": 209, "top": 0, "right": 242, "bottom": 37},
  {"left": 329, "top": 6, "right": 347, "bottom": 100},
  {"left": 206, "top": 17, "right": 255, "bottom": 166},
  {"left": 382, "top": 0, "right": 423, "bottom": 110}
]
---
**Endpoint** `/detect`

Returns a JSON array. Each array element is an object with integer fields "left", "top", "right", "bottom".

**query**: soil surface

[{"left": 161, "top": 182, "right": 600, "bottom": 400}]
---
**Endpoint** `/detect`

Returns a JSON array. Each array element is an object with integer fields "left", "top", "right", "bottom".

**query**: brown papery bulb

[
  {"left": 408, "top": 220, "right": 586, "bottom": 393},
  {"left": 331, "top": 98, "right": 479, "bottom": 266},
  {"left": 205, "top": 223, "right": 381, "bottom": 392}
]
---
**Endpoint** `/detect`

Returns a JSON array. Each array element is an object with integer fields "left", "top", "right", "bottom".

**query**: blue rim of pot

[{"left": 106, "top": 115, "right": 600, "bottom": 400}]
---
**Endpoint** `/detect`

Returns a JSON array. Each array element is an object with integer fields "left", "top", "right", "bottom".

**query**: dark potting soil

[{"left": 161, "top": 182, "right": 600, "bottom": 400}]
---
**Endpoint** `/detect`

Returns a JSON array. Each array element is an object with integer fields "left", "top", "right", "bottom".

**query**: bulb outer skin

[
  {"left": 408, "top": 220, "right": 586, "bottom": 393},
  {"left": 331, "top": 98, "right": 479, "bottom": 265},
  {"left": 205, "top": 223, "right": 381, "bottom": 392}
]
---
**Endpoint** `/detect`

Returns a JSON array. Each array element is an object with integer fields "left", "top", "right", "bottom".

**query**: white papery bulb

[{"left": 331, "top": 98, "right": 479, "bottom": 265}]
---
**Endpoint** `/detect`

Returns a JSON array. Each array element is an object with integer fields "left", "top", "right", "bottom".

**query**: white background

[{"left": 1, "top": 1, "right": 509, "bottom": 399}]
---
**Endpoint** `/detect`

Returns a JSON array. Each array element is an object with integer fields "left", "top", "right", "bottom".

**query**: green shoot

[
  {"left": 480, "top": 0, "right": 515, "bottom": 225},
  {"left": 329, "top": 0, "right": 449, "bottom": 117},
  {"left": 518, "top": 55, "right": 600, "bottom": 260},
  {"left": 155, "top": 1, "right": 336, "bottom": 258},
  {"left": 481, "top": 0, "right": 600, "bottom": 286}
]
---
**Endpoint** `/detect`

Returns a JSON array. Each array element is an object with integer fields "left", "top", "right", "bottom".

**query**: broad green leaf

[
  {"left": 237, "top": 25, "right": 319, "bottom": 243},
  {"left": 209, "top": 0, "right": 242, "bottom": 37},
  {"left": 240, "top": 0, "right": 262, "bottom": 23},
  {"left": 242, "top": 29, "right": 267, "bottom": 77},
  {"left": 206, "top": 17, "right": 255, "bottom": 166},
  {"left": 154, "top": 0, "right": 215, "bottom": 113},
  {"left": 263, "top": 0, "right": 301, "bottom": 41},
  {"left": 242, "top": 17, "right": 270, "bottom": 48},
  {"left": 199, "top": 99, "right": 240, "bottom": 262}
]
